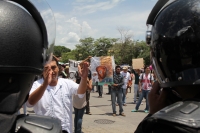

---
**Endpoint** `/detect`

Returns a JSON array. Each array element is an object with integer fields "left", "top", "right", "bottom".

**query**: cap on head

[{"left": 123, "top": 66, "right": 128, "bottom": 70}]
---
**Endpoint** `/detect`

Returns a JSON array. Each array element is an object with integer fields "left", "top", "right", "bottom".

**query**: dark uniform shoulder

[{"left": 136, "top": 101, "right": 200, "bottom": 133}]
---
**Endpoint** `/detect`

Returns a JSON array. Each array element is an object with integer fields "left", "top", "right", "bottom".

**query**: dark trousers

[
  {"left": 98, "top": 85, "right": 103, "bottom": 96},
  {"left": 111, "top": 89, "right": 123, "bottom": 114},
  {"left": 108, "top": 85, "right": 111, "bottom": 94},
  {"left": 74, "top": 107, "right": 85, "bottom": 133},
  {"left": 86, "top": 91, "right": 90, "bottom": 113}
]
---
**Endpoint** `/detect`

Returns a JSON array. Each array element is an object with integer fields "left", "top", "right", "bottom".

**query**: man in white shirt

[
  {"left": 120, "top": 66, "right": 132, "bottom": 106},
  {"left": 27, "top": 57, "right": 89, "bottom": 133},
  {"left": 92, "top": 72, "right": 99, "bottom": 92}
]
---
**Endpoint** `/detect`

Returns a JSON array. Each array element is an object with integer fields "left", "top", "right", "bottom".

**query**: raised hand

[
  {"left": 43, "top": 65, "right": 52, "bottom": 86},
  {"left": 78, "top": 62, "right": 89, "bottom": 80}
]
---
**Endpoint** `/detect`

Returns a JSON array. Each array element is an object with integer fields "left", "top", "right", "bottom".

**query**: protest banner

[
  {"left": 132, "top": 58, "right": 144, "bottom": 69},
  {"left": 68, "top": 59, "right": 82, "bottom": 79},
  {"left": 90, "top": 56, "right": 114, "bottom": 85},
  {"left": 68, "top": 57, "right": 92, "bottom": 79}
]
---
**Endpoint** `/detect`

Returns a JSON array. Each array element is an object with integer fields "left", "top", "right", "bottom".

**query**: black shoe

[
  {"left": 86, "top": 112, "right": 92, "bottom": 115},
  {"left": 106, "top": 93, "right": 110, "bottom": 95}
]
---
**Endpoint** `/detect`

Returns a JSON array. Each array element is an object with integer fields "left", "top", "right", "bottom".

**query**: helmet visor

[{"left": 29, "top": 0, "right": 56, "bottom": 62}]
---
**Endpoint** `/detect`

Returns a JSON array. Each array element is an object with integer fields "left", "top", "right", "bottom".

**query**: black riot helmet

[
  {"left": 0, "top": 0, "right": 55, "bottom": 73},
  {"left": 146, "top": 0, "right": 200, "bottom": 88},
  {"left": 0, "top": 0, "right": 55, "bottom": 132}
]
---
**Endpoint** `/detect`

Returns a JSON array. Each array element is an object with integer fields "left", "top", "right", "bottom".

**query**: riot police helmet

[
  {"left": 146, "top": 0, "right": 200, "bottom": 88},
  {"left": 0, "top": 0, "right": 55, "bottom": 127}
]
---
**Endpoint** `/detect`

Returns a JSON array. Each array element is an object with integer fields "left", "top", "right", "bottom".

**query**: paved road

[
  {"left": 22, "top": 84, "right": 148, "bottom": 133},
  {"left": 80, "top": 85, "right": 147, "bottom": 133}
]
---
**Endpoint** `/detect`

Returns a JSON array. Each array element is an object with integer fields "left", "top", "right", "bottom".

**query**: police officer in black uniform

[
  {"left": 0, "top": 0, "right": 61, "bottom": 133},
  {"left": 135, "top": 0, "right": 200, "bottom": 133}
]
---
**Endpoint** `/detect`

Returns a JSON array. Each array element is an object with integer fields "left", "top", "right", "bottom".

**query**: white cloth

[
  {"left": 120, "top": 71, "right": 131, "bottom": 89},
  {"left": 92, "top": 75, "right": 99, "bottom": 83},
  {"left": 27, "top": 78, "right": 81, "bottom": 133},
  {"left": 139, "top": 73, "right": 154, "bottom": 90}
]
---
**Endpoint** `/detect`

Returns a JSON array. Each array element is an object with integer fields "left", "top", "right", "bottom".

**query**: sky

[{"left": 44, "top": 0, "right": 157, "bottom": 50}]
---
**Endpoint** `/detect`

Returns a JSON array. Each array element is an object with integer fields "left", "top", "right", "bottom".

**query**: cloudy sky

[{"left": 45, "top": 0, "right": 157, "bottom": 49}]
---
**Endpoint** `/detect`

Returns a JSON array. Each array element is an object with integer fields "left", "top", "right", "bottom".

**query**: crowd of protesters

[{"left": 17, "top": 56, "right": 156, "bottom": 133}]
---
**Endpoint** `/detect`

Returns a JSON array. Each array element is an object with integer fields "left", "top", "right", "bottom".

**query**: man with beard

[{"left": 111, "top": 65, "right": 125, "bottom": 117}]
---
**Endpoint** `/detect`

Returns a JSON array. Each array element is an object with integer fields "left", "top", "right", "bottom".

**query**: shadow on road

[{"left": 90, "top": 104, "right": 111, "bottom": 107}]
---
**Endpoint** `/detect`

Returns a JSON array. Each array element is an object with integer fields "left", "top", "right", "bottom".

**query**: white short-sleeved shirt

[
  {"left": 120, "top": 71, "right": 131, "bottom": 89},
  {"left": 92, "top": 75, "right": 99, "bottom": 83},
  {"left": 27, "top": 78, "right": 79, "bottom": 133}
]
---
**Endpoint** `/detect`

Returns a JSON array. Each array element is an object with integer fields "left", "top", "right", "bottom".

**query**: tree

[
  {"left": 111, "top": 40, "right": 150, "bottom": 66},
  {"left": 75, "top": 37, "right": 95, "bottom": 60},
  {"left": 93, "top": 37, "right": 117, "bottom": 56},
  {"left": 60, "top": 50, "right": 77, "bottom": 63},
  {"left": 118, "top": 27, "right": 133, "bottom": 45},
  {"left": 54, "top": 37, "right": 151, "bottom": 67},
  {"left": 117, "top": 27, "right": 134, "bottom": 65},
  {"left": 132, "top": 41, "right": 150, "bottom": 66},
  {"left": 53, "top": 46, "right": 71, "bottom": 57}
]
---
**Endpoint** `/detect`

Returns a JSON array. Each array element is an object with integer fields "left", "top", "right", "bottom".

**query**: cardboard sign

[{"left": 132, "top": 58, "right": 144, "bottom": 69}]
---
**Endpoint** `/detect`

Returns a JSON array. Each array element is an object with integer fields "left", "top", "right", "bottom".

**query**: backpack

[{"left": 141, "top": 73, "right": 152, "bottom": 81}]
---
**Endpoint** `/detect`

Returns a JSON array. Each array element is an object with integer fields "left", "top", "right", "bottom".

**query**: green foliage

[
  {"left": 53, "top": 46, "right": 71, "bottom": 57},
  {"left": 73, "top": 37, "right": 95, "bottom": 60},
  {"left": 60, "top": 50, "right": 77, "bottom": 63},
  {"left": 133, "top": 41, "right": 150, "bottom": 66},
  {"left": 94, "top": 37, "right": 117, "bottom": 56},
  {"left": 56, "top": 37, "right": 151, "bottom": 66},
  {"left": 109, "top": 40, "right": 150, "bottom": 66}
]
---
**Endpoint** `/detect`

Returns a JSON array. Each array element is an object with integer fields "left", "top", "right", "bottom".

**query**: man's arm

[
  {"left": 28, "top": 83, "right": 48, "bottom": 105},
  {"left": 28, "top": 65, "right": 52, "bottom": 105},
  {"left": 87, "top": 78, "right": 92, "bottom": 90},
  {"left": 118, "top": 76, "right": 124, "bottom": 86},
  {"left": 138, "top": 73, "right": 143, "bottom": 92},
  {"left": 139, "top": 79, "right": 142, "bottom": 92},
  {"left": 77, "top": 62, "right": 89, "bottom": 94},
  {"left": 127, "top": 74, "right": 132, "bottom": 87},
  {"left": 132, "top": 69, "right": 136, "bottom": 75}
]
